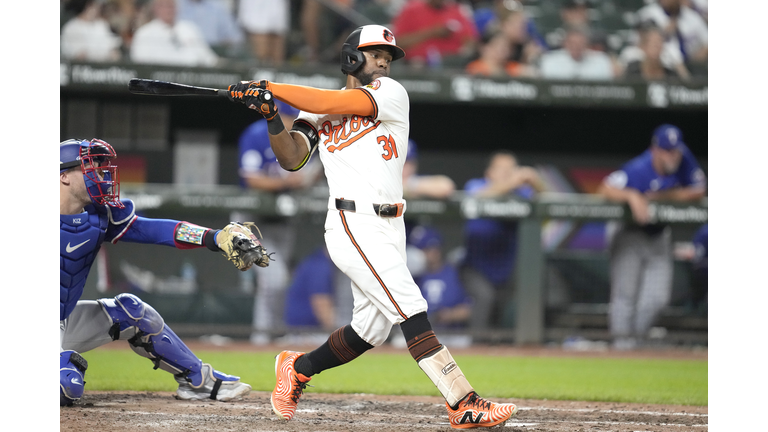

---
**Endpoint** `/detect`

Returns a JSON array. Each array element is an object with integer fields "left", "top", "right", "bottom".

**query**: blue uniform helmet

[
  {"left": 651, "top": 124, "right": 686, "bottom": 151},
  {"left": 60, "top": 138, "right": 124, "bottom": 208},
  {"left": 409, "top": 225, "right": 442, "bottom": 250}
]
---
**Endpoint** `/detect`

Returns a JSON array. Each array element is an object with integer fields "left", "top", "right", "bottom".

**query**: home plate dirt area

[
  {"left": 60, "top": 391, "right": 708, "bottom": 432},
  {"left": 60, "top": 343, "right": 708, "bottom": 432}
]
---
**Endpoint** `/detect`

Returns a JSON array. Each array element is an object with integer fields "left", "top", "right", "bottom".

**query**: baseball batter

[
  {"left": 227, "top": 25, "right": 518, "bottom": 428},
  {"left": 598, "top": 124, "right": 706, "bottom": 350},
  {"left": 59, "top": 138, "right": 265, "bottom": 406}
]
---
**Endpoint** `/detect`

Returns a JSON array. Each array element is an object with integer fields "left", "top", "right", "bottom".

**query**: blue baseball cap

[
  {"left": 652, "top": 124, "right": 686, "bottom": 151},
  {"left": 409, "top": 226, "right": 441, "bottom": 250},
  {"left": 275, "top": 100, "right": 300, "bottom": 117}
]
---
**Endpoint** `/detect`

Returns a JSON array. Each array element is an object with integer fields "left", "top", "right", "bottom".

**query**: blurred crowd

[{"left": 61, "top": 0, "right": 707, "bottom": 81}]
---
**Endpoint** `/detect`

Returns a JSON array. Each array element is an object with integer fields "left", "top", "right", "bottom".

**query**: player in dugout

[
  {"left": 60, "top": 138, "right": 267, "bottom": 406},
  {"left": 226, "top": 24, "right": 519, "bottom": 428}
]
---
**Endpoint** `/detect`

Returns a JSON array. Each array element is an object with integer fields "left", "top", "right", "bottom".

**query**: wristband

[
  {"left": 203, "top": 229, "right": 220, "bottom": 251},
  {"left": 175, "top": 222, "right": 207, "bottom": 246},
  {"left": 267, "top": 113, "right": 285, "bottom": 135}
]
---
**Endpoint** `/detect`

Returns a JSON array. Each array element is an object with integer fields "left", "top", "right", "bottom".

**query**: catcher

[{"left": 60, "top": 138, "right": 269, "bottom": 406}]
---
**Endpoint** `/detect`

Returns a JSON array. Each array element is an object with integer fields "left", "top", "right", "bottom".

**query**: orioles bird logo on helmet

[{"left": 383, "top": 29, "right": 394, "bottom": 43}]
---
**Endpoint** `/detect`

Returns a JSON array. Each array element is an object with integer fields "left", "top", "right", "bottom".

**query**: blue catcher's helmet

[{"left": 60, "top": 138, "right": 124, "bottom": 208}]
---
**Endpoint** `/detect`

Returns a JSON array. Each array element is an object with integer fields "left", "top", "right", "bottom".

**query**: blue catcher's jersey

[{"left": 60, "top": 200, "right": 137, "bottom": 320}]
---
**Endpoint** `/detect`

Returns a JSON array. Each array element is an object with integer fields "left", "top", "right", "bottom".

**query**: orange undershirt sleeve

[{"left": 268, "top": 82, "right": 376, "bottom": 118}]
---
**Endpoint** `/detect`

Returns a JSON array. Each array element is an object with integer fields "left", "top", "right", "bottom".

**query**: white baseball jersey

[
  {"left": 293, "top": 76, "right": 428, "bottom": 345},
  {"left": 296, "top": 77, "right": 410, "bottom": 206}
]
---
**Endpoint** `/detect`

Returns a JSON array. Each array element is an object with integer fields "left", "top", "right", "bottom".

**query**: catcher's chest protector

[{"left": 60, "top": 209, "right": 107, "bottom": 320}]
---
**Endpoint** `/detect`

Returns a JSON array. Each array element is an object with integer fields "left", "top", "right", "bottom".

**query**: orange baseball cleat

[
  {"left": 445, "top": 391, "right": 518, "bottom": 429},
  {"left": 270, "top": 350, "right": 312, "bottom": 420}
]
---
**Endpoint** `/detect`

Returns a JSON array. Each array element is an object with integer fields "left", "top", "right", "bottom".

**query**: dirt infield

[{"left": 60, "top": 342, "right": 708, "bottom": 432}]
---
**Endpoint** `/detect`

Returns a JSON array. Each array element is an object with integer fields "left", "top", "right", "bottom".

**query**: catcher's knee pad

[
  {"left": 99, "top": 293, "right": 205, "bottom": 386},
  {"left": 60, "top": 350, "right": 88, "bottom": 406}
]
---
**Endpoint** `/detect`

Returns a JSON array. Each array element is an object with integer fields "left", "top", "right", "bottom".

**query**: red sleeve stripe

[{"left": 110, "top": 215, "right": 138, "bottom": 244}]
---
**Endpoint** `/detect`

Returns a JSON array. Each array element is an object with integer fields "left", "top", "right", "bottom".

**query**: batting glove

[
  {"left": 227, "top": 80, "right": 269, "bottom": 102},
  {"left": 227, "top": 81, "right": 278, "bottom": 121}
]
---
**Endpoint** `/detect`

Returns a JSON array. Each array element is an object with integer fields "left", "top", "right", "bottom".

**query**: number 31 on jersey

[{"left": 377, "top": 135, "right": 399, "bottom": 161}]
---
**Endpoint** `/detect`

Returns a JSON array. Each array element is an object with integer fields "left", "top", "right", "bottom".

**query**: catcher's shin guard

[
  {"left": 60, "top": 350, "right": 88, "bottom": 406},
  {"left": 418, "top": 346, "right": 474, "bottom": 407},
  {"left": 98, "top": 293, "right": 207, "bottom": 386}
]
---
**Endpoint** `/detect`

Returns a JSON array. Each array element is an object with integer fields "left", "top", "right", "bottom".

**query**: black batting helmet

[{"left": 340, "top": 25, "right": 406, "bottom": 75}]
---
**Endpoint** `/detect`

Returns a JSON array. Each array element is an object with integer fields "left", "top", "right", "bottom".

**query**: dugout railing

[{"left": 94, "top": 184, "right": 707, "bottom": 347}]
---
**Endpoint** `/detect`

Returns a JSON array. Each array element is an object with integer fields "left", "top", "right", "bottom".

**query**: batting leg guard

[
  {"left": 417, "top": 346, "right": 474, "bottom": 407},
  {"left": 60, "top": 350, "right": 88, "bottom": 406}
]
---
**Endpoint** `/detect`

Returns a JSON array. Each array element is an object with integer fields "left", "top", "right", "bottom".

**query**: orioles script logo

[{"left": 319, "top": 115, "right": 381, "bottom": 153}]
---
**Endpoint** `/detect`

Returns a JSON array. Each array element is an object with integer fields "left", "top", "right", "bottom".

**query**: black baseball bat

[{"left": 128, "top": 78, "right": 229, "bottom": 97}]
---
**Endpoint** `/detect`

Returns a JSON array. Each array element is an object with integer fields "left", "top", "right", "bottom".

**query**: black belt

[{"left": 335, "top": 198, "right": 404, "bottom": 218}]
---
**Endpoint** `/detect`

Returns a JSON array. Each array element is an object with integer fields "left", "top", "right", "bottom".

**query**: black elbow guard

[{"left": 292, "top": 119, "right": 319, "bottom": 149}]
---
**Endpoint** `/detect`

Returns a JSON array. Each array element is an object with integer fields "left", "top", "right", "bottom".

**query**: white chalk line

[{"left": 519, "top": 406, "right": 708, "bottom": 417}]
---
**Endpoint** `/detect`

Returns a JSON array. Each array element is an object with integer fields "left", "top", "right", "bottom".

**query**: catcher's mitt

[{"left": 218, "top": 222, "right": 272, "bottom": 270}]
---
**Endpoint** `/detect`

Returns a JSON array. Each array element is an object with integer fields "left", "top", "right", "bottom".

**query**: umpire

[{"left": 597, "top": 124, "right": 706, "bottom": 350}]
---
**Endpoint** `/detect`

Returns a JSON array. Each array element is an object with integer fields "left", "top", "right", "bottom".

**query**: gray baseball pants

[{"left": 608, "top": 227, "right": 673, "bottom": 339}]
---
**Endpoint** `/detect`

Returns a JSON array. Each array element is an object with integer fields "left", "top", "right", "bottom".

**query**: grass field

[{"left": 83, "top": 348, "right": 707, "bottom": 406}]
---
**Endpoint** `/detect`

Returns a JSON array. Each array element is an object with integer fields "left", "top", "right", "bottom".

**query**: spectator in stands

[
  {"left": 238, "top": 0, "right": 289, "bottom": 65},
  {"left": 496, "top": 6, "right": 544, "bottom": 76},
  {"left": 102, "top": 0, "right": 138, "bottom": 56},
  {"left": 559, "top": 0, "right": 589, "bottom": 28},
  {"left": 597, "top": 124, "right": 706, "bottom": 350},
  {"left": 409, "top": 226, "right": 472, "bottom": 329},
  {"left": 460, "top": 150, "right": 544, "bottom": 335},
  {"left": 472, "top": 0, "right": 547, "bottom": 50},
  {"left": 622, "top": 24, "right": 689, "bottom": 81},
  {"left": 465, "top": 30, "right": 519, "bottom": 78},
  {"left": 130, "top": 0, "right": 219, "bottom": 67},
  {"left": 538, "top": 25, "right": 614, "bottom": 81},
  {"left": 391, "top": 0, "right": 480, "bottom": 69},
  {"left": 298, "top": 0, "right": 358, "bottom": 64},
  {"left": 683, "top": 0, "right": 707, "bottom": 23},
  {"left": 403, "top": 140, "right": 456, "bottom": 199},
  {"left": 283, "top": 246, "right": 338, "bottom": 333},
  {"left": 61, "top": 0, "right": 123, "bottom": 62},
  {"left": 177, "top": 0, "right": 244, "bottom": 56},
  {"left": 235, "top": 100, "right": 324, "bottom": 344},
  {"left": 636, "top": 0, "right": 707, "bottom": 73}
]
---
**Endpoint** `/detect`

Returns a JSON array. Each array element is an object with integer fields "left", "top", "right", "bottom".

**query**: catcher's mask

[
  {"left": 340, "top": 24, "right": 405, "bottom": 75},
  {"left": 60, "top": 138, "right": 124, "bottom": 208}
]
